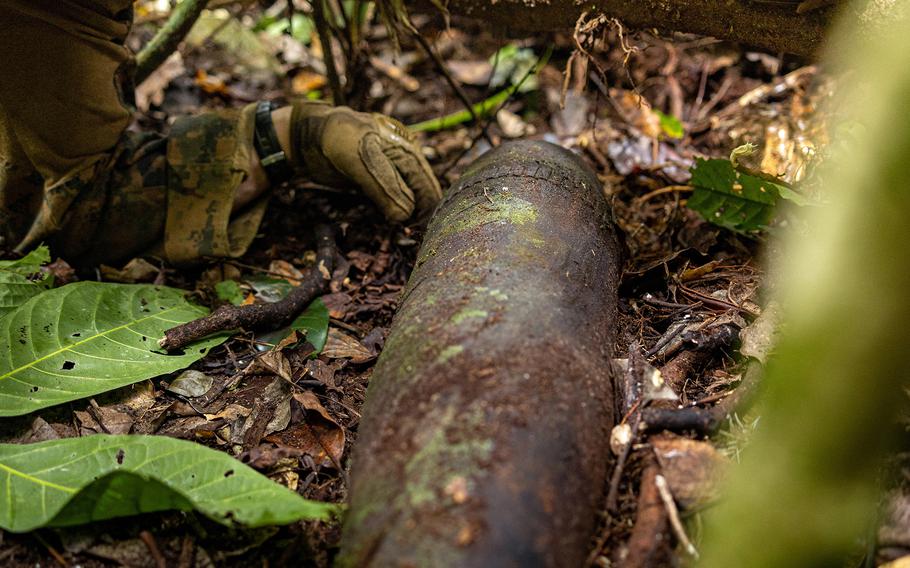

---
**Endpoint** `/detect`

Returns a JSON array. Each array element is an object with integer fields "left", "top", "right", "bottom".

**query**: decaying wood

[
  {"left": 437, "top": 0, "right": 836, "bottom": 57},
  {"left": 158, "top": 226, "right": 335, "bottom": 351},
  {"left": 339, "top": 141, "right": 622, "bottom": 566}
]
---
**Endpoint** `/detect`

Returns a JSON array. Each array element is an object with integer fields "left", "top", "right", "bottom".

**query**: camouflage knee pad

[
  {"left": 35, "top": 103, "right": 266, "bottom": 267},
  {"left": 163, "top": 102, "right": 267, "bottom": 265}
]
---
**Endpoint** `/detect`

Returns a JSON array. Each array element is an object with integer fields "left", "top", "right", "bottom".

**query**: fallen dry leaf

[
  {"left": 322, "top": 292, "right": 354, "bottom": 319},
  {"left": 135, "top": 51, "right": 185, "bottom": 112},
  {"left": 652, "top": 435, "right": 729, "bottom": 510},
  {"left": 269, "top": 259, "right": 305, "bottom": 284},
  {"left": 166, "top": 370, "right": 213, "bottom": 398},
  {"left": 203, "top": 403, "right": 251, "bottom": 422},
  {"left": 291, "top": 69, "right": 327, "bottom": 94},
  {"left": 75, "top": 404, "right": 134, "bottom": 436},
  {"left": 323, "top": 328, "right": 375, "bottom": 363},
  {"left": 254, "top": 350, "right": 295, "bottom": 382},
  {"left": 265, "top": 392, "right": 345, "bottom": 467},
  {"left": 100, "top": 258, "right": 159, "bottom": 283},
  {"left": 448, "top": 60, "right": 493, "bottom": 85}
]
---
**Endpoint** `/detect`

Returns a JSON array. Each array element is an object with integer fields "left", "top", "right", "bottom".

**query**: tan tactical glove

[{"left": 290, "top": 102, "right": 442, "bottom": 222}]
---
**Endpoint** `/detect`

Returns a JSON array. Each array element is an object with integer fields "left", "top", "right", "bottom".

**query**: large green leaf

[
  {"left": 0, "top": 282, "right": 228, "bottom": 417},
  {"left": 0, "top": 246, "right": 53, "bottom": 318},
  {"left": 687, "top": 158, "right": 781, "bottom": 233},
  {"left": 0, "top": 435, "right": 336, "bottom": 532}
]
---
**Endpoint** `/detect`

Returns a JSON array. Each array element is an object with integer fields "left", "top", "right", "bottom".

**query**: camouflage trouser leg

[
  {"left": 0, "top": 1, "right": 269, "bottom": 266},
  {"left": 43, "top": 103, "right": 268, "bottom": 267},
  {"left": 42, "top": 133, "right": 168, "bottom": 266}
]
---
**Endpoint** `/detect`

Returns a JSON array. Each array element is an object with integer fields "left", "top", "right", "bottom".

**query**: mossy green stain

[
  {"left": 451, "top": 309, "right": 489, "bottom": 325},
  {"left": 436, "top": 344, "right": 464, "bottom": 364},
  {"left": 402, "top": 406, "right": 493, "bottom": 507},
  {"left": 427, "top": 192, "right": 539, "bottom": 245}
]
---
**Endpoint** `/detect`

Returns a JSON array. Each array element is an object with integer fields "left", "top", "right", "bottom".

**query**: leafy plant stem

[
  {"left": 136, "top": 0, "right": 209, "bottom": 84},
  {"left": 410, "top": 45, "right": 553, "bottom": 133}
]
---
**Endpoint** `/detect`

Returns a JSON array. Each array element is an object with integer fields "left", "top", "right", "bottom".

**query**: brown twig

[
  {"left": 33, "top": 534, "right": 67, "bottom": 567},
  {"left": 159, "top": 226, "right": 336, "bottom": 351},
  {"left": 312, "top": 0, "right": 346, "bottom": 105},
  {"left": 637, "top": 185, "right": 693, "bottom": 204},
  {"left": 622, "top": 456, "right": 670, "bottom": 568},
  {"left": 139, "top": 531, "right": 167, "bottom": 568},
  {"left": 177, "top": 536, "right": 195, "bottom": 568},
  {"left": 641, "top": 360, "right": 763, "bottom": 434},
  {"left": 654, "top": 473, "right": 698, "bottom": 558}
]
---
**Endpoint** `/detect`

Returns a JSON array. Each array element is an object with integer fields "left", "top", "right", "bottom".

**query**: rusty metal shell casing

[{"left": 340, "top": 141, "right": 622, "bottom": 567}]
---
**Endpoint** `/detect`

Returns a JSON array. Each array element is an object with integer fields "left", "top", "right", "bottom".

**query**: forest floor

[{"left": 2, "top": 4, "right": 891, "bottom": 567}]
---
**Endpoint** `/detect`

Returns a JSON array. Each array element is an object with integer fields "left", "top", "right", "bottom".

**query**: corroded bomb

[{"left": 340, "top": 140, "right": 622, "bottom": 567}]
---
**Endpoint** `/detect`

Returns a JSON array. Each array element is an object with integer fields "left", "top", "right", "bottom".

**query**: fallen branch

[
  {"left": 136, "top": 0, "right": 209, "bottom": 84},
  {"left": 434, "top": 0, "right": 834, "bottom": 57},
  {"left": 158, "top": 226, "right": 336, "bottom": 351}
]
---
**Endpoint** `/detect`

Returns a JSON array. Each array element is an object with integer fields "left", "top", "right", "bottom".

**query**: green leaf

[
  {"left": 290, "top": 298, "right": 329, "bottom": 353},
  {"left": 687, "top": 158, "right": 779, "bottom": 233},
  {"left": 215, "top": 280, "right": 245, "bottom": 306},
  {"left": 256, "top": 299, "right": 329, "bottom": 354},
  {"left": 489, "top": 45, "right": 539, "bottom": 93},
  {"left": 0, "top": 246, "right": 53, "bottom": 318},
  {"left": 0, "top": 283, "right": 228, "bottom": 417},
  {"left": 0, "top": 434, "right": 336, "bottom": 532},
  {"left": 776, "top": 184, "right": 812, "bottom": 207},
  {"left": 259, "top": 13, "right": 314, "bottom": 44},
  {"left": 654, "top": 110, "right": 684, "bottom": 139}
]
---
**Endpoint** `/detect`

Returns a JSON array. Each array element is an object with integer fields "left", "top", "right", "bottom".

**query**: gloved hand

[{"left": 290, "top": 101, "right": 442, "bottom": 222}]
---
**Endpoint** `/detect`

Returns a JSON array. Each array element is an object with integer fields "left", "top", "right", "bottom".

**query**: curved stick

[{"left": 159, "top": 225, "right": 336, "bottom": 351}]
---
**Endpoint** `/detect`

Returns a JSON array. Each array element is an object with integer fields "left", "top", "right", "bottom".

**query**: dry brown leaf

[
  {"left": 204, "top": 403, "right": 251, "bottom": 422},
  {"left": 269, "top": 259, "right": 305, "bottom": 284},
  {"left": 305, "top": 359, "right": 337, "bottom": 387},
  {"left": 323, "top": 328, "right": 375, "bottom": 363},
  {"left": 135, "top": 52, "right": 185, "bottom": 112},
  {"left": 652, "top": 435, "right": 729, "bottom": 510},
  {"left": 75, "top": 405, "right": 133, "bottom": 435},
  {"left": 611, "top": 88, "right": 663, "bottom": 139},
  {"left": 254, "top": 350, "right": 295, "bottom": 382},
  {"left": 448, "top": 60, "right": 494, "bottom": 85},
  {"left": 291, "top": 70, "right": 327, "bottom": 94},
  {"left": 100, "top": 258, "right": 159, "bottom": 283},
  {"left": 321, "top": 292, "right": 353, "bottom": 319},
  {"left": 265, "top": 392, "right": 345, "bottom": 467},
  {"left": 194, "top": 69, "right": 230, "bottom": 96}
]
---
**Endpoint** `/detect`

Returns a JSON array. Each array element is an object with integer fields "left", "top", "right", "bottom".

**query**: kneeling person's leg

[{"left": 53, "top": 103, "right": 269, "bottom": 266}]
